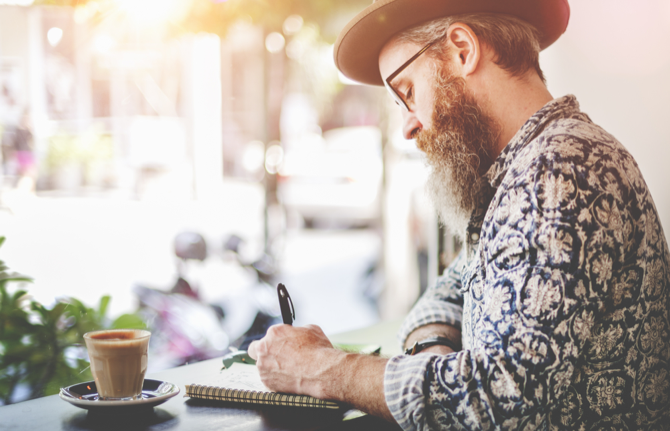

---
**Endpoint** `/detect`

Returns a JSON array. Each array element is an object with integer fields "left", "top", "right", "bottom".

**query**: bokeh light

[
  {"left": 265, "top": 143, "right": 284, "bottom": 174},
  {"left": 46, "top": 27, "right": 63, "bottom": 47},
  {"left": 93, "top": 34, "right": 115, "bottom": 54},
  {"left": 283, "top": 15, "right": 303, "bottom": 35},
  {"left": 265, "top": 32, "right": 285, "bottom": 53}
]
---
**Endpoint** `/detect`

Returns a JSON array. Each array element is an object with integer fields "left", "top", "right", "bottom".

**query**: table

[{"left": 0, "top": 320, "right": 403, "bottom": 431}]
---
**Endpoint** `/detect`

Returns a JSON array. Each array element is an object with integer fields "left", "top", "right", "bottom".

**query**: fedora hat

[{"left": 334, "top": 0, "right": 570, "bottom": 86}]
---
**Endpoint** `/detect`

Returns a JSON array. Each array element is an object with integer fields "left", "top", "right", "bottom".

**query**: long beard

[{"left": 417, "top": 70, "right": 499, "bottom": 240}]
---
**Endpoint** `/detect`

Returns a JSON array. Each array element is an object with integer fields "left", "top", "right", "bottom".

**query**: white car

[{"left": 278, "top": 126, "right": 383, "bottom": 227}]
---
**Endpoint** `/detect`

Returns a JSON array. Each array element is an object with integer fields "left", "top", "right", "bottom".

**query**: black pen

[{"left": 277, "top": 283, "right": 295, "bottom": 325}]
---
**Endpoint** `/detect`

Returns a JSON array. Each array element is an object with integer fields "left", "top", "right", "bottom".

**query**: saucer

[{"left": 59, "top": 379, "right": 180, "bottom": 410}]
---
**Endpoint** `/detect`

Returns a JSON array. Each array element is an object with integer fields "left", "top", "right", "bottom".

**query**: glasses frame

[{"left": 383, "top": 40, "right": 438, "bottom": 112}]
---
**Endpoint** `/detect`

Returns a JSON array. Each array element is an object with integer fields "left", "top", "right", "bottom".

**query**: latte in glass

[{"left": 84, "top": 329, "right": 151, "bottom": 400}]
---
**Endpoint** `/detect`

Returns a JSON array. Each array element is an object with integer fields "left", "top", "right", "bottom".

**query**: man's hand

[
  {"left": 247, "top": 324, "right": 341, "bottom": 399},
  {"left": 247, "top": 324, "right": 394, "bottom": 422},
  {"left": 404, "top": 323, "right": 462, "bottom": 355}
]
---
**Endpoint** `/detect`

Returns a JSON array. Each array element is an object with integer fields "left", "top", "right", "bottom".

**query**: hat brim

[{"left": 334, "top": 0, "right": 570, "bottom": 86}]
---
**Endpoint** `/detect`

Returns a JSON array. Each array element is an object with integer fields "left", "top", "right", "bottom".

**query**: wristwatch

[{"left": 404, "top": 336, "right": 460, "bottom": 355}]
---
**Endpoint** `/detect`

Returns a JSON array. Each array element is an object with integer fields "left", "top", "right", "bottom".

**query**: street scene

[{"left": 0, "top": 186, "right": 384, "bottom": 370}]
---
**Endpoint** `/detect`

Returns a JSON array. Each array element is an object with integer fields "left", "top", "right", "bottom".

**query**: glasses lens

[
  {"left": 382, "top": 39, "right": 438, "bottom": 113},
  {"left": 384, "top": 80, "right": 408, "bottom": 112}
]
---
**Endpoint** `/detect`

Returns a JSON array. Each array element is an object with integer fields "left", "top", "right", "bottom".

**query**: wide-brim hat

[{"left": 334, "top": 0, "right": 570, "bottom": 86}]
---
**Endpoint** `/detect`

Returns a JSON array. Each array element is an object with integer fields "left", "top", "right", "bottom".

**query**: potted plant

[{"left": 0, "top": 236, "right": 145, "bottom": 404}]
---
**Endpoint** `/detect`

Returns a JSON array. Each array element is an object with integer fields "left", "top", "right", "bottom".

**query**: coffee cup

[{"left": 83, "top": 329, "right": 151, "bottom": 400}]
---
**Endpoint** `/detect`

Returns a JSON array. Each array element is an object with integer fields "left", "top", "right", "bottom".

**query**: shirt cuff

[
  {"left": 384, "top": 353, "right": 436, "bottom": 431},
  {"left": 398, "top": 300, "right": 463, "bottom": 349}
]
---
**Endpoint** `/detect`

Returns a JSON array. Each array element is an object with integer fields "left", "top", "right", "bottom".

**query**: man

[{"left": 248, "top": 0, "right": 670, "bottom": 429}]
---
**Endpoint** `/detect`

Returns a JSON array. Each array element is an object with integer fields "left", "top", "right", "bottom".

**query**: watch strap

[{"left": 404, "top": 336, "right": 460, "bottom": 355}]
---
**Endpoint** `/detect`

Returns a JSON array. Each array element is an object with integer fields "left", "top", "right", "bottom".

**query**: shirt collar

[{"left": 485, "top": 95, "right": 581, "bottom": 189}]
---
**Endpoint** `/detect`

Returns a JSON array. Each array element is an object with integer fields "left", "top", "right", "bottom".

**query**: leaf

[
  {"left": 0, "top": 273, "right": 32, "bottom": 284},
  {"left": 98, "top": 295, "right": 111, "bottom": 320},
  {"left": 10, "top": 290, "right": 28, "bottom": 303},
  {"left": 48, "top": 302, "right": 70, "bottom": 325},
  {"left": 111, "top": 314, "right": 147, "bottom": 330},
  {"left": 30, "top": 302, "right": 50, "bottom": 321}
]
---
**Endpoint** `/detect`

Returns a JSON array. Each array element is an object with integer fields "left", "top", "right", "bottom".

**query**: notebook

[{"left": 185, "top": 362, "right": 341, "bottom": 409}]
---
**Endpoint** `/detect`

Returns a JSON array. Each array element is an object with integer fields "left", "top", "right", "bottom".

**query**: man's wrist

[
  {"left": 405, "top": 336, "right": 460, "bottom": 355},
  {"left": 335, "top": 352, "right": 393, "bottom": 421},
  {"left": 307, "top": 347, "right": 348, "bottom": 400},
  {"left": 313, "top": 349, "right": 393, "bottom": 421},
  {"left": 404, "top": 323, "right": 462, "bottom": 352}
]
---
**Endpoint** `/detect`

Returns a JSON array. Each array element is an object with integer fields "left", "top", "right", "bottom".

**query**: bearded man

[{"left": 248, "top": 1, "right": 670, "bottom": 429}]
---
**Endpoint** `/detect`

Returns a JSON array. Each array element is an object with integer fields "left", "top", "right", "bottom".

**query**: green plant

[
  {"left": 44, "top": 130, "right": 114, "bottom": 170},
  {"left": 0, "top": 236, "right": 146, "bottom": 405}
]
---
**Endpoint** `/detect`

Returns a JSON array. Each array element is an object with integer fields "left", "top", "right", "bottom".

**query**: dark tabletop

[{"left": 0, "top": 321, "right": 404, "bottom": 431}]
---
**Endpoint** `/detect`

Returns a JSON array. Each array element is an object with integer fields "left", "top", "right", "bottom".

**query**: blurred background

[{"left": 0, "top": 0, "right": 669, "bottom": 405}]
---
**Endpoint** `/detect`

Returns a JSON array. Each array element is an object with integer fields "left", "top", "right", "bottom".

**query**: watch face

[{"left": 404, "top": 342, "right": 416, "bottom": 355}]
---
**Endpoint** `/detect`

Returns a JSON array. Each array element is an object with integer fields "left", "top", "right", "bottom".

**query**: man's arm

[
  {"left": 397, "top": 250, "right": 466, "bottom": 354},
  {"left": 247, "top": 251, "right": 467, "bottom": 423},
  {"left": 247, "top": 324, "right": 395, "bottom": 421},
  {"left": 246, "top": 322, "right": 462, "bottom": 422}
]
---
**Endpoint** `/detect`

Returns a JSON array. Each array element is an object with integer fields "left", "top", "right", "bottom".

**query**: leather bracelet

[{"left": 404, "top": 336, "right": 460, "bottom": 355}]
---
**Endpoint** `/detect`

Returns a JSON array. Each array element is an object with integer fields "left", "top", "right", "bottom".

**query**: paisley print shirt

[{"left": 384, "top": 95, "right": 670, "bottom": 430}]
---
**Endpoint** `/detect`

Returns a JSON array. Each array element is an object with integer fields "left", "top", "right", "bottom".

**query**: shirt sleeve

[
  {"left": 384, "top": 135, "right": 627, "bottom": 430},
  {"left": 397, "top": 250, "right": 466, "bottom": 349}
]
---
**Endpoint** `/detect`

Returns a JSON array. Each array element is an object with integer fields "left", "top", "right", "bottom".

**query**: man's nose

[{"left": 402, "top": 110, "right": 422, "bottom": 140}]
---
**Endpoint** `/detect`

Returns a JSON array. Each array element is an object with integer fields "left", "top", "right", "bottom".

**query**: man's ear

[{"left": 444, "top": 22, "right": 481, "bottom": 77}]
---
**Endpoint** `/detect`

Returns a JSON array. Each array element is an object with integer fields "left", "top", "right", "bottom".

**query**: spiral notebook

[{"left": 185, "top": 362, "right": 341, "bottom": 409}]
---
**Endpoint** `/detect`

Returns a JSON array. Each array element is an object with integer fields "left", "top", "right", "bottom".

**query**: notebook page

[{"left": 195, "top": 362, "right": 270, "bottom": 392}]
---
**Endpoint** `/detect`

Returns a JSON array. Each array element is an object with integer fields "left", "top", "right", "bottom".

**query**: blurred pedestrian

[{"left": 13, "top": 111, "right": 36, "bottom": 193}]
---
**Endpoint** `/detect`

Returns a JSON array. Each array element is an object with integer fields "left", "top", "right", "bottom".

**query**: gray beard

[
  {"left": 417, "top": 71, "right": 499, "bottom": 243},
  {"left": 425, "top": 162, "right": 472, "bottom": 242}
]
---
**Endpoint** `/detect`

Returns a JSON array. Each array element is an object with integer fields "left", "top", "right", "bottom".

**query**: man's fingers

[
  {"left": 247, "top": 340, "right": 260, "bottom": 359},
  {"left": 249, "top": 324, "right": 329, "bottom": 362},
  {"left": 266, "top": 323, "right": 287, "bottom": 336},
  {"left": 304, "top": 324, "right": 325, "bottom": 335}
]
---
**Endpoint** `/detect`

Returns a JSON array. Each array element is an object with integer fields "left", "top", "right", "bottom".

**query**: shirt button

[{"left": 470, "top": 232, "right": 479, "bottom": 242}]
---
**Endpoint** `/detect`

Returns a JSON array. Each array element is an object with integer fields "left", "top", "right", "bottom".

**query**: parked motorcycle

[
  {"left": 133, "top": 231, "right": 280, "bottom": 370},
  {"left": 133, "top": 232, "right": 228, "bottom": 370}
]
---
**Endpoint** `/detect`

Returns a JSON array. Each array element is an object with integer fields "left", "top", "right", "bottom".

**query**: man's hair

[{"left": 395, "top": 13, "right": 545, "bottom": 82}]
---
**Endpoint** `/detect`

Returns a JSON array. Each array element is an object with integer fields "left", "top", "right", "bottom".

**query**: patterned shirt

[{"left": 384, "top": 95, "right": 670, "bottom": 430}]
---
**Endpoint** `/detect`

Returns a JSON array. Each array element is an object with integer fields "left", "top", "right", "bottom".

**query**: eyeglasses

[{"left": 383, "top": 40, "right": 438, "bottom": 112}]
